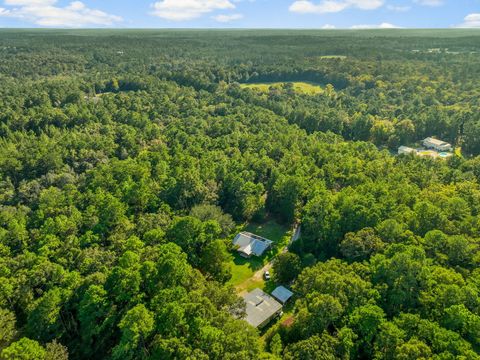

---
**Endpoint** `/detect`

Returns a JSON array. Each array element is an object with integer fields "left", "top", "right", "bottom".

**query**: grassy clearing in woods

[
  {"left": 228, "top": 220, "right": 291, "bottom": 293},
  {"left": 240, "top": 81, "right": 323, "bottom": 95}
]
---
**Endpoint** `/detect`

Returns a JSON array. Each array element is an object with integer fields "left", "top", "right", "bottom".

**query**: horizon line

[{"left": 0, "top": 27, "right": 479, "bottom": 30}]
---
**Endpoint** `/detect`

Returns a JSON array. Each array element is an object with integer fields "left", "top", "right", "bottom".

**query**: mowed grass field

[
  {"left": 319, "top": 55, "right": 347, "bottom": 59},
  {"left": 228, "top": 220, "right": 291, "bottom": 293},
  {"left": 240, "top": 81, "right": 323, "bottom": 95}
]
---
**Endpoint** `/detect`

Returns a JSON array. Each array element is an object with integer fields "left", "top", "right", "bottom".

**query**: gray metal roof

[
  {"left": 233, "top": 232, "right": 273, "bottom": 257},
  {"left": 271, "top": 286, "right": 294, "bottom": 304},
  {"left": 424, "top": 137, "right": 451, "bottom": 147},
  {"left": 243, "top": 288, "right": 282, "bottom": 328}
]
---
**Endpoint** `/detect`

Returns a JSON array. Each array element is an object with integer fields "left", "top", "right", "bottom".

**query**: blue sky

[{"left": 0, "top": 0, "right": 478, "bottom": 29}]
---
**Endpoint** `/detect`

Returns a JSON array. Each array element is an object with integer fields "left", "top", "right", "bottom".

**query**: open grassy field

[
  {"left": 229, "top": 255, "right": 264, "bottom": 293},
  {"left": 244, "top": 221, "right": 291, "bottom": 245},
  {"left": 228, "top": 219, "right": 291, "bottom": 293},
  {"left": 319, "top": 55, "right": 347, "bottom": 59},
  {"left": 240, "top": 81, "right": 323, "bottom": 95}
]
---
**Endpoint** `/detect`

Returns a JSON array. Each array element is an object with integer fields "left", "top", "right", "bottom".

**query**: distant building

[
  {"left": 243, "top": 288, "right": 282, "bottom": 328},
  {"left": 233, "top": 232, "right": 273, "bottom": 258},
  {"left": 271, "top": 286, "right": 294, "bottom": 304},
  {"left": 398, "top": 146, "right": 416, "bottom": 155},
  {"left": 423, "top": 137, "right": 453, "bottom": 152}
]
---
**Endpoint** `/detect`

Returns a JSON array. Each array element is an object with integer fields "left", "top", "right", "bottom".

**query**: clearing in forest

[
  {"left": 240, "top": 81, "right": 323, "bottom": 95},
  {"left": 319, "top": 55, "right": 347, "bottom": 59},
  {"left": 228, "top": 220, "right": 291, "bottom": 294}
]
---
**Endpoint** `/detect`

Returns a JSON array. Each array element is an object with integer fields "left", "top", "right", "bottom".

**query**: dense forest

[{"left": 1, "top": 29, "right": 480, "bottom": 359}]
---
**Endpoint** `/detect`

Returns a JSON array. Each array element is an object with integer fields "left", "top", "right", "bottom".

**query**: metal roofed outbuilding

[{"left": 271, "top": 286, "right": 294, "bottom": 304}]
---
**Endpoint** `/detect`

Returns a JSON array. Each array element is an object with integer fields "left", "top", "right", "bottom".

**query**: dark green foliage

[
  {"left": 340, "top": 228, "right": 384, "bottom": 261},
  {"left": 272, "top": 252, "right": 302, "bottom": 284},
  {"left": 190, "top": 204, "right": 235, "bottom": 237}
]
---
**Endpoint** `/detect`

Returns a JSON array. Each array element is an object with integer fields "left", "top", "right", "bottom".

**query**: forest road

[{"left": 246, "top": 243, "right": 289, "bottom": 286}]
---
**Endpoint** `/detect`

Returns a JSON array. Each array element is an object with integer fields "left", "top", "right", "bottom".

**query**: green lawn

[
  {"left": 228, "top": 220, "right": 291, "bottom": 293},
  {"left": 244, "top": 221, "right": 290, "bottom": 246},
  {"left": 319, "top": 55, "right": 347, "bottom": 60},
  {"left": 240, "top": 81, "right": 323, "bottom": 95},
  {"left": 229, "top": 254, "right": 264, "bottom": 290}
]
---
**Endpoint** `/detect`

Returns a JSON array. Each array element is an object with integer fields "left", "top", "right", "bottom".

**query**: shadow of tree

[{"left": 233, "top": 253, "right": 264, "bottom": 271}]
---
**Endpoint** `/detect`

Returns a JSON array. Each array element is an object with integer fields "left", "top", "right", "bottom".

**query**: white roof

[
  {"left": 233, "top": 232, "right": 273, "bottom": 257},
  {"left": 423, "top": 137, "right": 450, "bottom": 146},
  {"left": 271, "top": 286, "right": 294, "bottom": 304},
  {"left": 243, "top": 288, "right": 282, "bottom": 328},
  {"left": 398, "top": 146, "right": 416, "bottom": 153}
]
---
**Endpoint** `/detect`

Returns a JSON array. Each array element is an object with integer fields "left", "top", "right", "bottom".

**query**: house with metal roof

[
  {"left": 271, "top": 286, "right": 294, "bottom": 304},
  {"left": 233, "top": 232, "right": 273, "bottom": 258},
  {"left": 423, "top": 137, "right": 452, "bottom": 152},
  {"left": 243, "top": 288, "right": 282, "bottom": 328},
  {"left": 398, "top": 146, "right": 417, "bottom": 155}
]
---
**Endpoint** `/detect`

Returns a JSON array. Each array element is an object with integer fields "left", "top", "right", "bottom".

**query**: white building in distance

[
  {"left": 398, "top": 146, "right": 417, "bottom": 155},
  {"left": 423, "top": 137, "right": 453, "bottom": 152}
]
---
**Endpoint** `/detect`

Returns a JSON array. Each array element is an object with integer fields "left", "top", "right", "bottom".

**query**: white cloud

[
  {"left": 322, "top": 24, "right": 336, "bottom": 29},
  {"left": 0, "top": 0, "right": 122, "bottom": 27},
  {"left": 152, "top": 0, "right": 235, "bottom": 21},
  {"left": 289, "top": 0, "right": 384, "bottom": 14},
  {"left": 387, "top": 4, "right": 410, "bottom": 12},
  {"left": 413, "top": 0, "right": 443, "bottom": 6},
  {"left": 457, "top": 13, "right": 480, "bottom": 28},
  {"left": 351, "top": 22, "right": 400, "bottom": 29},
  {"left": 5, "top": 0, "right": 55, "bottom": 4},
  {"left": 212, "top": 13, "right": 243, "bottom": 22}
]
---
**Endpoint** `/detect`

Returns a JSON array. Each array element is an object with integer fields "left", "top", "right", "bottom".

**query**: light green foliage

[
  {"left": 240, "top": 82, "right": 323, "bottom": 95},
  {"left": 0, "top": 308, "right": 16, "bottom": 349},
  {"left": 269, "top": 333, "right": 283, "bottom": 356},
  {"left": 44, "top": 341, "right": 68, "bottom": 360},
  {"left": 348, "top": 304, "right": 386, "bottom": 357},
  {"left": 1, "top": 338, "right": 46, "bottom": 360},
  {"left": 112, "top": 304, "right": 154, "bottom": 360},
  {"left": 394, "top": 338, "right": 432, "bottom": 360}
]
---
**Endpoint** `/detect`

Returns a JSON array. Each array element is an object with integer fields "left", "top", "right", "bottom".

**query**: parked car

[{"left": 264, "top": 271, "right": 271, "bottom": 280}]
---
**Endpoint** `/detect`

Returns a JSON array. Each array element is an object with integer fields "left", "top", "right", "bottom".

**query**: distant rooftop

[
  {"left": 398, "top": 146, "right": 416, "bottom": 153},
  {"left": 243, "top": 288, "right": 282, "bottom": 328},
  {"left": 423, "top": 137, "right": 451, "bottom": 147}
]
